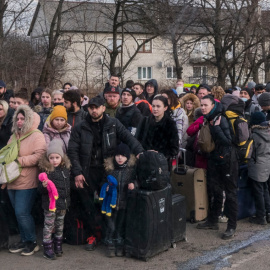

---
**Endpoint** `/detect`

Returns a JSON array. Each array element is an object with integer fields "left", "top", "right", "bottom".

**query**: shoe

[
  {"left": 196, "top": 220, "right": 219, "bottom": 230},
  {"left": 21, "top": 241, "right": 40, "bottom": 256},
  {"left": 222, "top": 228, "right": 235, "bottom": 240},
  {"left": 54, "top": 237, "right": 63, "bottom": 257},
  {"left": 115, "top": 238, "right": 124, "bottom": 257},
  {"left": 266, "top": 214, "right": 270, "bottom": 223},
  {"left": 249, "top": 216, "right": 267, "bottom": 225},
  {"left": 9, "top": 241, "right": 26, "bottom": 253},
  {"left": 106, "top": 240, "right": 115, "bottom": 258},
  {"left": 85, "top": 236, "right": 97, "bottom": 251},
  {"left": 218, "top": 215, "right": 228, "bottom": 223},
  {"left": 43, "top": 240, "right": 56, "bottom": 260}
]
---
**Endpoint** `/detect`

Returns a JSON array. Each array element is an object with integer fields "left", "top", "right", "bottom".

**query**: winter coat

[
  {"left": 34, "top": 105, "right": 53, "bottom": 131},
  {"left": 180, "top": 93, "right": 200, "bottom": 125},
  {"left": 67, "top": 108, "right": 88, "bottom": 128},
  {"left": 7, "top": 105, "right": 46, "bottom": 190},
  {"left": 115, "top": 104, "right": 143, "bottom": 130},
  {"left": 42, "top": 120, "right": 71, "bottom": 153},
  {"left": 0, "top": 108, "right": 14, "bottom": 149},
  {"left": 104, "top": 155, "right": 136, "bottom": 209},
  {"left": 248, "top": 125, "right": 270, "bottom": 182},
  {"left": 244, "top": 99, "right": 260, "bottom": 123},
  {"left": 135, "top": 96, "right": 152, "bottom": 116},
  {"left": 68, "top": 114, "right": 144, "bottom": 182},
  {"left": 135, "top": 114, "right": 179, "bottom": 159},
  {"left": 204, "top": 101, "right": 233, "bottom": 163},
  {"left": 38, "top": 154, "right": 71, "bottom": 210},
  {"left": 144, "top": 79, "right": 158, "bottom": 104},
  {"left": 104, "top": 102, "right": 120, "bottom": 118},
  {"left": 171, "top": 104, "right": 189, "bottom": 148}
]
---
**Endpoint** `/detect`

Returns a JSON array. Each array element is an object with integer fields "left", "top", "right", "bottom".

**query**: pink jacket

[{"left": 42, "top": 121, "right": 71, "bottom": 153}]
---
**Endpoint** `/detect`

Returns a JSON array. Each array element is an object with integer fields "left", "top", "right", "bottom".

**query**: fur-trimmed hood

[
  {"left": 38, "top": 153, "right": 71, "bottom": 173},
  {"left": 104, "top": 154, "right": 136, "bottom": 172},
  {"left": 180, "top": 93, "right": 200, "bottom": 112},
  {"left": 12, "top": 105, "right": 40, "bottom": 135}
]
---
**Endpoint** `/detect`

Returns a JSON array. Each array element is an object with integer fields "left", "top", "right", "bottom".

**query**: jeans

[{"left": 8, "top": 188, "right": 37, "bottom": 242}]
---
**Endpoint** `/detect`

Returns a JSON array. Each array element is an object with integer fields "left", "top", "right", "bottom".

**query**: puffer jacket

[
  {"left": 68, "top": 114, "right": 144, "bottom": 181},
  {"left": 7, "top": 105, "right": 46, "bottom": 190},
  {"left": 104, "top": 155, "right": 136, "bottom": 209},
  {"left": 248, "top": 125, "right": 270, "bottom": 182},
  {"left": 38, "top": 154, "right": 71, "bottom": 210},
  {"left": 43, "top": 120, "right": 71, "bottom": 153}
]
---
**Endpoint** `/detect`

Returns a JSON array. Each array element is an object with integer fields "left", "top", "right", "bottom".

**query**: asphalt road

[{"left": 1, "top": 219, "right": 270, "bottom": 270}]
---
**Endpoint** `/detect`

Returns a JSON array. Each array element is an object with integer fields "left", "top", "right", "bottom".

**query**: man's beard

[
  {"left": 66, "top": 104, "right": 75, "bottom": 113},
  {"left": 107, "top": 100, "right": 119, "bottom": 108},
  {"left": 90, "top": 111, "right": 103, "bottom": 120}
]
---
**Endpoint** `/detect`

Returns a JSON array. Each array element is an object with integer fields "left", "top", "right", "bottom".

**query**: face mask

[
  {"left": 241, "top": 98, "right": 248, "bottom": 102},
  {"left": 53, "top": 102, "right": 64, "bottom": 106}
]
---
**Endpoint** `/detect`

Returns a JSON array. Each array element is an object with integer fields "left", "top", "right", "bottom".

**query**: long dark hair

[
  {"left": 152, "top": 95, "right": 172, "bottom": 117},
  {"left": 160, "top": 89, "right": 179, "bottom": 109}
]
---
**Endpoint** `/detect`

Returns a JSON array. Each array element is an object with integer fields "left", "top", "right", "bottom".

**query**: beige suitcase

[{"left": 171, "top": 149, "right": 208, "bottom": 223}]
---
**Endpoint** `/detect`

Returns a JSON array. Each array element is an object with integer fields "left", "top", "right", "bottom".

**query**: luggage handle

[{"left": 174, "top": 148, "right": 188, "bottom": 175}]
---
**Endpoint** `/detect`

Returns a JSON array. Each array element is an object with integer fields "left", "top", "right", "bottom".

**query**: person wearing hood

[
  {"left": 63, "top": 90, "right": 88, "bottom": 128},
  {"left": 115, "top": 88, "right": 143, "bottom": 134},
  {"left": 144, "top": 79, "right": 158, "bottom": 104},
  {"left": 6, "top": 105, "right": 46, "bottom": 256},
  {"left": 197, "top": 95, "right": 238, "bottom": 240},
  {"left": 258, "top": 92, "right": 270, "bottom": 121},
  {"left": 180, "top": 92, "right": 200, "bottom": 125},
  {"left": 248, "top": 112, "right": 270, "bottom": 225},
  {"left": 240, "top": 87, "right": 260, "bottom": 123},
  {"left": 29, "top": 87, "right": 43, "bottom": 109}
]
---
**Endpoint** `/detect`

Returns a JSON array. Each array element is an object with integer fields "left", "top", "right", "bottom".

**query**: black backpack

[{"left": 137, "top": 151, "right": 170, "bottom": 190}]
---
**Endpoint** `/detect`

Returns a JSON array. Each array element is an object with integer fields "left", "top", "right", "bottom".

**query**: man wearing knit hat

[
  {"left": 68, "top": 95, "right": 144, "bottom": 251},
  {"left": 258, "top": 92, "right": 270, "bottom": 121},
  {"left": 115, "top": 88, "right": 143, "bottom": 133}
]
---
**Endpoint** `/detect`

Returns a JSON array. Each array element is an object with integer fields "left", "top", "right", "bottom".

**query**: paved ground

[{"left": 1, "top": 219, "right": 270, "bottom": 270}]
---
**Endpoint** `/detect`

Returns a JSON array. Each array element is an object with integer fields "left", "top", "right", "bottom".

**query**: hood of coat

[
  {"left": 251, "top": 125, "right": 270, "bottom": 142},
  {"left": 12, "top": 105, "right": 40, "bottom": 135},
  {"left": 144, "top": 79, "right": 158, "bottom": 97},
  {"left": 221, "top": 94, "right": 245, "bottom": 115},
  {"left": 38, "top": 153, "right": 71, "bottom": 173},
  {"left": 43, "top": 119, "right": 71, "bottom": 134},
  {"left": 104, "top": 154, "right": 136, "bottom": 172},
  {"left": 180, "top": 93, "right": 200, "bottom": 111}
]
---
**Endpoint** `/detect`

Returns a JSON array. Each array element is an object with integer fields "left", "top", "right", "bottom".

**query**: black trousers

[
  {"left": 250, "top": 179, "right": 270, "bottom": 219},
  {"left": 207, "top": 150, "right": 238, "bottom": 230}
]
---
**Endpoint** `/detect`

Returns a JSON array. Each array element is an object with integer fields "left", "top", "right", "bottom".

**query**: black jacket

[
  {"left": 144, "top": 79, "right": 158, "bottom": 105},
  {"left": 135, "top": 114, "right": 179, "bottom": 159},
  {"left": 67, "top": 108, "right": 88, "bottom": 128},
  {"left": 38, "top": 155, "right": 71, "bottom": 211},
  {"left": 115, "top": 104, "right": 142, "bottom": 130},
  {"left": 204, "top": 102, "right": 233, "bottom": 162},
  {"left": 68, "top": 114, "right": 144, "bottom": 181},
  {"left": 0, "top": 108, "right": 14, "bottom": 149}
]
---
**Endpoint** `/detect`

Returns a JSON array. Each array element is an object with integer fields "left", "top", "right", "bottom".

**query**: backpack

[
  {"left": 0, "top": 130, "right": 39, "bottom": 184},
  {"left": 225, "top": 111, "right": 253, "bottom": 163},
  {"left": 197, "top": 119, "right": 215, "bottom": 153},
  {"left": 137, "top": 151, "right": 170, "bottom": 190}
]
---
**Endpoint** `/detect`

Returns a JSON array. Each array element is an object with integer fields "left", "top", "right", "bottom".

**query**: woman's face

[
  {"left": 201, "top": 98, "right": 214, "bottom": 115},
  {"left": 152, "top": 99, "right": 167, "bottom": 119},
  {"left": 51, "top": 117, "right": 66, "bottom": 130},
  {"left": 0, "top": 105, "right": 5, "bottom": 118},
  {"left": 185, "top": 100, "right": 193, "bottom": 111},
  {"left": 161, "top": 93, "right": 171, "bottom": 106},
  {"left": 35, "top": 92, "right": 40, "bottom": 101},
  {"left": 16, "top": 113, "right": 25, "bottom": 130},
  {"left": 41, "top": 92, "right": 52, "bottom": 108}
]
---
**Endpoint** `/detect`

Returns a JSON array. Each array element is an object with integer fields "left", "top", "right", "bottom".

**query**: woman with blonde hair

[
  {"left": 180, "top": 93, "right": 200, "bottom": 125},
  {"left": 211, "top": 86, "right": 225, "bottom": 101}
]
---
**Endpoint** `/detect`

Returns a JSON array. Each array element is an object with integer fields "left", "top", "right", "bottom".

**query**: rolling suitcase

[
  {"left": 125, "top": 184, "right": 172, "bottom": 261},
  {"left": 171, "top": 148, "right": 208, "bottom": 223},
  {"left": 237, "top": 165, "right": 256, "bottom": 220},
  {"left": 171, "top": 194, "right": 186, "bottom": 247}
]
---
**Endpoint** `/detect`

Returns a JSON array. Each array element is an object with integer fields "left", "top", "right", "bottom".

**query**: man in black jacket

[
  {"left": 115, "top": 88, "right": 143, "bottom": 134},
  {"left": 68, "top": 95, "right": 144, "bottom": 251}
]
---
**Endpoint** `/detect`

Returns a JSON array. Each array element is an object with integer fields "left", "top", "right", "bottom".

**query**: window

[
  {"left": 193, "top": 41, "right": 209, "bottom": 60},
  {"left": 108, "top": 38, "right": 122, "bottom": 52},
  {"left": 166, "top": 66, "right": 177, "bottom": 79},
  {"left": 137, "top": 39, "right": 152, "bottom": 53},
  {"left": 193, "top": 66, "right": 208, "bottom": 83},
  {"left": 138, "top": 67, "right": 152, "bottom": 80}
]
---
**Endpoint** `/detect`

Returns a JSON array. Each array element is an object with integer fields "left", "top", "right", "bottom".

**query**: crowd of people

[{"left": 0, "top": 76, "right": 270, "bottom": 259}]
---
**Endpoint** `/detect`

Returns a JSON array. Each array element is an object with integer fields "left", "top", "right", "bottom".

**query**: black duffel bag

[{"left": 137, "top": 151, "right": 170, "bottom": 190}]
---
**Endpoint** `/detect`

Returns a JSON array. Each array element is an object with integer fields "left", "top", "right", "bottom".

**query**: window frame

[
  {"left": 138, "top": 66, "right": 152, "bottom": 80},
  {"left": 166, "top": 66, "right": 177, "bottom": 79},
  {"left": 137, "top": 39, "right": 152, "bottom": 53}
]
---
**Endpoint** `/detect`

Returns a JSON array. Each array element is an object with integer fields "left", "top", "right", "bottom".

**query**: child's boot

[
  {"left": 54, "top": 237, "right": 63, "bottom": 257},
  {"left": 115, "top": 238, "right": 124, "bottom": 257},
  {"left": 43, "top": 240, "right": 56, "bottom": 260},
  {"left": 106, "top": 239, "right": 115, "bottom": 257}
]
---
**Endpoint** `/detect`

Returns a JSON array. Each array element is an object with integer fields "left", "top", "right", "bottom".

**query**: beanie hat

[
  {"left": 258, "top": 92, "right": 270, "bottom": 107},
  {"left": 47, "top": 139, "right": 64, "bottom": 158},
  {"left": 247, "top": 81, "right": 256, "bottom": 90},
  {"left": 250, "top": 112, "right": 266, "bottom": 126},
  {"left": 50, "top": 105, "right": 67, "bottom": 122},
  {"left": 121, "top": 88, "right": 136, "bottom": 102},
  {"left": 114, "top": 143, "right": 130, "bottom": 160},
  {"left": 240, "top": 87, "right": 253, "bottom": 98}
]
